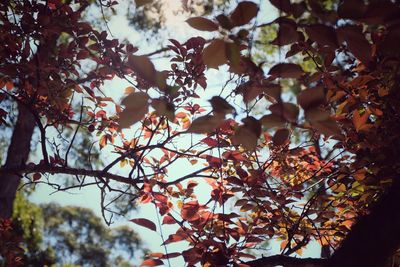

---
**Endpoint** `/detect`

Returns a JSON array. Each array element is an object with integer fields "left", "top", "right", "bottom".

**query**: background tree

[{"left": 2, "top": 190, "right": 147, "bottom": 266}]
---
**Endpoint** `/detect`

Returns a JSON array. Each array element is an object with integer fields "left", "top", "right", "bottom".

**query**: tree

[
  {"left": 10, "top": 193, "right": 147, "bottom": 267},
  {"left": 1, "top": 0, "right": 400, "bottom": 266}
]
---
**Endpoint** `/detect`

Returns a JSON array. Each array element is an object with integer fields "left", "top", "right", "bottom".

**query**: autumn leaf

[
  {"left": 271, "top": 18, "right": 299, "bottom": 46},
  {"left": 151, "top": 98, "right": 175, "bottom": 121},
  {"left": 162, "top": 215, "right": 176, "bottom": 225},
  {"left": 130, "top": 218, "right": 157, "bottom": 231},
  {"left": 127, "top": 55, "right": 156, "bottom": 84},
  {"left": 305, "top": 108, "right": 331, "bottom": 123},
  {"left": 297, "top": 86, "right": 325, "bottom": 110},
  {"left": 118, "top": 92, "right": 149, "bottom": 128},
  {"left": 187, "top": 115, "right": 223, "bottom": 134},
  {"left": 140, "top": 259, "right": 164, "bottom": 267},
  {"left": 269, "top": 102, "right": 299, "bottom": 122},
  {"left": 135, "top": 0, "right": 153, "bottom": 8},
  {"left": 202, "top": 39, "right": 227, "bottom": 69},
  {"left": 337, "top": 0, "right": 366, "bottom": 19},
  {"left": 272, "top": 128, "right": 290, "bottom": 146},
  {"left": 268, "top": 63, "right": 303, "bottom": 79},
  {"left": 305, "top": 24, "right": 338, "bottom": 48},
  {"left": 230, "top": 1, "right": 259, "bottom": 27},
  {"left": 260, "top": 114, "right": 286, "bottom": 128},
  {"left": 311, "top": 117, "right": 342, "bottom": 137},
  {"left": 186, "top": 17, "right": 218, "bottom": 31},
  {"left": 216, "top": 14, "right": 233, "bottom": 30},
  {"left": 232, "top": 117, "right": 261, "bottom": 150},
  {"left": 181, "top": 201, "right": 200, "bottom": 221},
  {"left": 337, "top": 25, "right": 371, "bottom": 64},
  {"left": 352, "top": 110, "right": 370, "bottom": 132},
  {"left": 209, "top": 96, "right": 235, "bottom": 115},
  {"left": 32, "top": 173, "right": 41, "bottom": 181}
]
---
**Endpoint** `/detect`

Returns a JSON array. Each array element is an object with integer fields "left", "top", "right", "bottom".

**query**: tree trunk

[
  {"left": 0, "top": 104, "right": 35, "bottom": 218},
  {"left": 331, "top": 180, "right": 400, "bottom": 267}
]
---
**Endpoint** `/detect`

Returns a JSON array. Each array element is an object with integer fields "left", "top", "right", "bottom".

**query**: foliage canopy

[{"left": 1, "top": 0, "right": 400, "bottom": 266}]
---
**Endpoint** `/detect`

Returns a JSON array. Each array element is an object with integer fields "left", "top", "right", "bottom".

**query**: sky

[{"left": 29, "top": 1, "right": 321, "bottom": 266}]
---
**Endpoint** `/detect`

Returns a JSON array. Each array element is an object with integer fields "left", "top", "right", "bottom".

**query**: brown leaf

[
  {"left": 272, "top": 128, "right": 290, "bottom": 146},
  {"left": 232, "top": 117, "right": 261, "bottom": 150},
  {"left": 216, "top": 14, "right": 233, "bottom": 30},
  {"left": 338, "top": 0, "right": 366, "bottom": 19},
  {"left": 151, "top": 98, "right": 175, "bottom": 121},
  {"left": 187, "top": 115, "right": 223, "bottom": 134},
  {"left": 130, "top": 218, "right": 157, "bottom": 231},
  {"left": 305, "top": 108, "right": 331, "bottom": 123},
  {"left": 260, "top": 114, "right": 286, "bottom": 129},
  {"left": 230, "top": 1, "right": 259, "bottom": 27},
  {"left": 337, "top": 25, "right": 371, "bottom": 64},
  {"left": 202, "top": 39, "right": 227, "bottom": 69},
  {"left": 305, "top": 24, "right": 338, "bottom": 48},
  {"left": 186, "top": 17, "right": 218, "bottom": 31},
  {"left": 128, "top": 55, "right": 156, "bottom": 84},
  {"left": 269, "top": 102, "right": 299, "bottom": 122},
  {"left": 269, "top": 0, "right": 292, "bottom": 13},
  {"left": 118, "top": 92, "right": 149, "bottom": 128},
  {"left": 209, "top": 96, "right": 235, "bottom": 115},
  {"left": 135, "top": 0, "right": 153, "bottom": 8},
  {"left": 311, "top": 117, "right": 342, "bottom": 137},
  {"left": 297, "top": 86, "right": 325, "bottom": 110},
  {"left": 268, "top": 63, "right": 303, "bottom": 79},
  {"left": 271, "top": 18, "right": 299, "bottom": 46},
  {"left": 225, "top": 42, "right": 241, "bottom": 68}
]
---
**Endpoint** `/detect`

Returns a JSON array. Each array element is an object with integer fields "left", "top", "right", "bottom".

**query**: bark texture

[
  {"left": 330, "top": 180, "right": 400, "bottom": 267},
  {"left": 0, "top": 104, "right": 35, "bottom": 218}
]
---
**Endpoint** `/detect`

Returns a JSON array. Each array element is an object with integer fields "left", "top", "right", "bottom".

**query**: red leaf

[
  {"left": 130, "top": 218, "right": 157, "bottom": 231},
  {"left": 32, "top": 173, "right": 41, "bottom": 181},
  {"left": 181, "top": 200, "right": 200, "bottom": 221},
  {"left": 162, "top": 215, "right": 176, "bottom": 225}
]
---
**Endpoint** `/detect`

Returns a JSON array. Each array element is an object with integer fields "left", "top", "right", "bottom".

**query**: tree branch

[{"left": 246, "top": 255, "right": 328, "bottom": 267}]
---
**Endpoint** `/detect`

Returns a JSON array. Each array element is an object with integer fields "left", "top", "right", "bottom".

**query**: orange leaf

[
  {"left": 352, "top": 110, "right": 369, "bottom": 132},
  {"left": 140, "top": 259, "right": 164, "bottom": 267}
]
